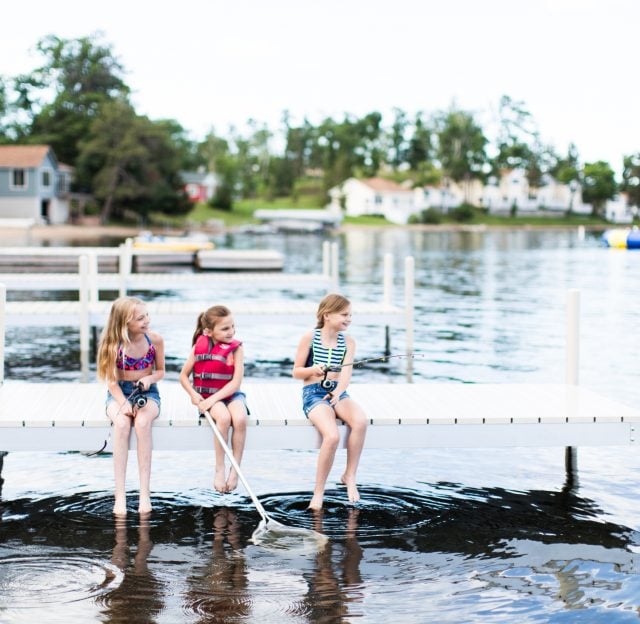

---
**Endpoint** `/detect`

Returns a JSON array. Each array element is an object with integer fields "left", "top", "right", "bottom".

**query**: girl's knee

[
  {"left": 321, "top": 430, "right": 340, "bottom": 449},
  {"left": 112, "top": 418, "right": 131, "bottom": 437}
]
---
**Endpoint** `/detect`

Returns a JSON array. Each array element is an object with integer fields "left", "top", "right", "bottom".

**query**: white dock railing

[{"left": 0, "top": 242, "right": 415, "bottom": 380}]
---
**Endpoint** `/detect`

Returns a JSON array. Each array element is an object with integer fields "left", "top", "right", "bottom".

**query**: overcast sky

[{"left": 1, "top": 0, "right": 638, "bottom": 174}]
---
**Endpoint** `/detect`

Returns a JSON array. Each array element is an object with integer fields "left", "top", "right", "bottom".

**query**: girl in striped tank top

[{"left": 293, "top": 293, "right": 368, "bottom": 510}]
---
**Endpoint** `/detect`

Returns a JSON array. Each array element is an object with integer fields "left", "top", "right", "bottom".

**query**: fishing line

[
  {"left": 320, "top": 352, "right": 419, "bottom": 389},
  {"left": 84, "top": 382, "right": 146, "bottom": 457}
]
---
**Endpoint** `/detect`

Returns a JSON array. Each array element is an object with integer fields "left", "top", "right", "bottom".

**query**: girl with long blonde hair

[{"left": 97, "top": 296, "right": 165, "bottom": 515}]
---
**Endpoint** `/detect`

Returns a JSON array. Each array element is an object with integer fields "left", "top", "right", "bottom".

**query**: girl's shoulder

[
  {"left": 299, "top": 329, "right": 315, "bottom": 344},
  {"left": 147, "top": 330, "right": 164, "bottom": 346}
]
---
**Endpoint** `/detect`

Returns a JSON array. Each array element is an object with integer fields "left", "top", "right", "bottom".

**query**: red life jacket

[{"left": 192, "top": 335, "right": 242, "bottom": 397}]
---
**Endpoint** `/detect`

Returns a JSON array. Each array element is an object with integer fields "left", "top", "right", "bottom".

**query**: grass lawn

[{"left": 145, "top": 197, "right": 617, "bottom": 230}]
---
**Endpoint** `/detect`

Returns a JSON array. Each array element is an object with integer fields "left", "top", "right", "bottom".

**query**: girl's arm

[
  {"left": 292, "top": 331, "right": 325, "bottom": 381},
  {"left": 333, "top": 335, "right": 356, "bottom": 396},
  {"left": 107, "top": 379, "right": 134, "bottom": 416},
  {"left": 199, "top": 346, "right": 245, "bottom": 411},
  {"left": 179, "top": 349, "right": 203, "bottom": 407}
]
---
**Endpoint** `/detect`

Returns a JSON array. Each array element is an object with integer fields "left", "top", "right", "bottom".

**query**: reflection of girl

[
  {"left": 293, "top": 294, "right": 368, "bottom": 510},
  {"left": 104, "top": 517, "right": 164, "bottom": 621},
  {"left": 184, "top": 507, "right": 249, "bottom": 622},
  {"left": 97, "top": 297, "right": 165, "bottom": 515}
]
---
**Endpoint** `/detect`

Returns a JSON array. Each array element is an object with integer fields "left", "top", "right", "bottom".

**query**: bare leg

[
  {"left": 335, "top": 399, "right": 367, "bottom": 504},
  {"left": 308, "top": 404, "right": 341, "bottom": 510},
  {"left": 225, "top": 401, "right": 248, "bottom": 492},
  {"left": 133, "top": 402, "right": 158, "bottom": 513},
  {"left": 107, "top": 403, "right": 132, "bottom": 515},
  {"left": 210, "top": 403, "right": 232, "bottom": 493}
]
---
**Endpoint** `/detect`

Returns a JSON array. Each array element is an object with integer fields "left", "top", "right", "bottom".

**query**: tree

[
  {"left": 14, "top": 34, "right": 129, "bottom": 163},
  {"left": 435, "top": 107, "right": 488, "bottom": 201},
  {"left": 621, "top": 153, "right": 640, "bottom": 208},
  {"left": 76, "top": 99, "right": 190, "bottom": 223},
  {"left": 581, "top": 161, "right": 617, "bottom": 217},
  {"left": 388, "top": 107, "right": 408, "bottom": 171},
  {"left": 549, "top": 142, "right": 581, "bottom": 184}
]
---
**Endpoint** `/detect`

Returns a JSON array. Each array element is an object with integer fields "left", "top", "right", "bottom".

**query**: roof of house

[
  {"left": 361, "top": 177, "right": 412, "bottom": 193},
  {"left": 0, "top": 145, "right": 53, "bottom": 168}
]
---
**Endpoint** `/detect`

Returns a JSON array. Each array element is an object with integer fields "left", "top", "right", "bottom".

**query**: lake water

[{"left": 2, "top": 227, "right": 640, "bottom": 623}]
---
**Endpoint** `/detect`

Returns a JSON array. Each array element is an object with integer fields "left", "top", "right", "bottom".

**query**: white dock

[{"left": 0, "top": 381, "right": 638, "bottom": 452}]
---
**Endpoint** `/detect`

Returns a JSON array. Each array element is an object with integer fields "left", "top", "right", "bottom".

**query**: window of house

[
  {"left": 11, "top": 169, "right": 26, "bottom": 189},
  {"left": 374, "top": 194, "right": 382, "bottom": 205},
  {"left": 41, "top": 170, "right": 51, "bottom": 187}
]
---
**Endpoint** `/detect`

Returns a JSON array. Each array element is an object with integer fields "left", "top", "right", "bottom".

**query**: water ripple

[{"left": 0, "top": 552, "right": 123, "bottom": 608}]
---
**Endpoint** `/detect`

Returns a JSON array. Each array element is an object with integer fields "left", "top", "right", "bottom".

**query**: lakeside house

[
  {"left": 0, "top": 145, "right": 72, "bottom": 225},
  {"left": 329, "top": 169, "right": 634, "bottom": 224},
  {"left": 327, "top": 177, "right": 415, "bottom": 224},
  {"left": 180, "top": 169, "right": 219, "bottom": 203}
]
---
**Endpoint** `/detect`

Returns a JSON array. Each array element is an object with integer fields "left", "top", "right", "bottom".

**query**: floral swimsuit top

[{"left": 116, "top": 334, "right": 156, "bottom": 371}]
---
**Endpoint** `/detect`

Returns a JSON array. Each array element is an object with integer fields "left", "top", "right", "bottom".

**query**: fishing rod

[
  {"left": 320, "top": 353, "right": 418, "bottom": 389},
  {"left": 85, "top": 382, "right": 147, "bottom": 457}
]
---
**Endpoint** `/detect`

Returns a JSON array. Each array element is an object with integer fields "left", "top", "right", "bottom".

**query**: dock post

[
  {"left": 119, "top": 238, "right": 133, "bottom": 297},
  {"left": 0, "top": 283, "right": 5, "bottom": 385},
  {"left": 565, "top": 288, "right": 580, "bottom": 472},
  {"left": 88, "top": 251, "right": 99, "bottom": 303},
  {"left": 322, "top": 241, "right": 331, "bottom": 285},
  {"left": 79, "top": 255, "right": 90, "bottom": 382},
  {"left": 331, "top": 242, "right": 339, "bottom": 291},
  {"left": 405, "top": 256, "right": 415, "bottom": 382},
  {"left": 383, "top": 254, "right": 394, "bottom": 357}
]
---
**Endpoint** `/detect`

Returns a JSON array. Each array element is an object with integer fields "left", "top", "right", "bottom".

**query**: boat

[
  {"left": 602, "top": 227, "right": 640, "bottom": 249},
  {"left": 133, "top": 230, "right": 214, "bottom": 252}
]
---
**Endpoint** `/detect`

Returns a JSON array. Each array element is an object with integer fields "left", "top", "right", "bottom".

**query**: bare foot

[
  {"left": 308, "top": 493, "right": 324, "bottom": 510},
  {"left": 341, "top": 476, "right": 360, "bottom": 504},
  {"left": 226, "top": 470, "right": 238, "bottom": 492},
  {"left": 214, "top": 468, "right": 227, "bottom": 493},
  {"left": 113, "top": 498, "right": 127, "bottom": 516},
  {"left": 138, "top": 495, "right": 152, "bottom": 514}
]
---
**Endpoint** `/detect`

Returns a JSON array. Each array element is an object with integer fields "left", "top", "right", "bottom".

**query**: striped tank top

[{"left": 306, "top": 329, "right": 347, "bottom": 368}]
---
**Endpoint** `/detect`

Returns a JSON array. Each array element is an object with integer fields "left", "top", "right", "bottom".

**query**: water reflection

[
  {"left": 184, "top": 507, "right": 250, "bottom": 622},
  {"left": 301, "top": 508, "right": 364, "bottom": 623},
  {"left": 98, "top": 516, "right": 164, "bottom": 623}
]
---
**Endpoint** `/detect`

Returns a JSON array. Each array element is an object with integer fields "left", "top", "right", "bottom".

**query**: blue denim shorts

[
  {"left": 198, "top": 391, "right": 249, "bottom": 417},
  {"left": 106, "top": 380, "right": 161, "bottom": 412},
  {"left": 302, "top": 382, "right": 349, "bottom": 418}
]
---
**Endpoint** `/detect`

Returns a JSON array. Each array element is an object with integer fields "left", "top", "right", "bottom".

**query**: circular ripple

[
  {"left": 0, "top": 554, "right": 123, "bottom": 608},
  {"left": 257, "top": 485, "right": 449, "bottom": 539}
]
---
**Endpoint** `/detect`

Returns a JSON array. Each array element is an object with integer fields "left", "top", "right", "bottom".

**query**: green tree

[
  {"left": 581, "top": 161, "right": 617, "bottom": 217},
  {"left": 549, "top": 142, "right": 581, "bottom": 184},
  {"left": 14, "top": 33, "right": 129, "bottom": 163},
  {"left": 621, "top": 153, "right": 640, "bottom": 208},
  {"left": 388, "top": 107, "right": 408, "bottom": 171},
  {"left": 436, "top": 107, "right": 487, "bottom": 201},
  {"left": 76, "top": 99, "right": 189, "bottom": 223}
]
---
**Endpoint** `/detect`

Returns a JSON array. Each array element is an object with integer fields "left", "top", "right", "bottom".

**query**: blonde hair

[
  {"left": 192, "top": 305, "right": 232, "bottom": 345},
  {"left": 316, "top": 293, "right": 351, "bottom": 328},
  {"left": 96, "top": 296, "right": 146, "bottom": 382}
]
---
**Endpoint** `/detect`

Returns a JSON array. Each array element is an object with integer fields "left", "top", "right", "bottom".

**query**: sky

[{"left": 1, "top": 0, "right": 638, "bottom": 174}]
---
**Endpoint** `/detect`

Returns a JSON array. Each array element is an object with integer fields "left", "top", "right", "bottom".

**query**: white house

[
  {"left": 482, "top": 168, "right": 588, "bottom": 215},
  {"left": 413, "top": 179, "right": 484, "bottom": 212},
  {"left": 0, "top": 145, "right": 71, "bottom": 224},
  {"left": 328, "top": 177, "right": 416, "bottom": 224}
]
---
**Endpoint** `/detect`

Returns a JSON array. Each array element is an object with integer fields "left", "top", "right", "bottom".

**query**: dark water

[{"left": 3, "top": 228, "right": 640, "bottom": 622}]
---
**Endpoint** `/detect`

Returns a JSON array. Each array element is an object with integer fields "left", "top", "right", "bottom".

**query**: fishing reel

[
  {"left": 130, "top": 383, "right": 147, "bottom": 409},
  {"left": 320, "top": 365, "right": 341, "bottom": 390}
]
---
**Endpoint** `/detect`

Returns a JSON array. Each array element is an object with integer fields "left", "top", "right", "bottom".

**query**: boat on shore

[{"left": 132, "top": 230, "right": 214, "bottom": 252}]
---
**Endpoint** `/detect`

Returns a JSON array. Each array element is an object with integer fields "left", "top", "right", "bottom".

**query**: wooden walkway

[{"left": 0, "top": 381, "right": 638, "bottom": 452}]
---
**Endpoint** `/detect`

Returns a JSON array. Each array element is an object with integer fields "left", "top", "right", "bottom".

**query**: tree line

[{"left": 1, "top": 34, "right": 638, "bottom": 222}]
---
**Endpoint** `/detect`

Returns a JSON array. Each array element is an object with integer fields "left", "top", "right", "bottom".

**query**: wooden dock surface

[{"left": 0, "top": 381, "right": 638, "bottom": 452}]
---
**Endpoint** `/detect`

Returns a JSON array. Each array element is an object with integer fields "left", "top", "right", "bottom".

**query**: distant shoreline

[{"left": 0, "top": 221, "right": 612, "bottom": 241}]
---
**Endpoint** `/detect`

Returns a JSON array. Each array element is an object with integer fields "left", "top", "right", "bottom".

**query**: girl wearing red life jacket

[{"left": 179, "top": 305, "right": 247, "bottom": 493}]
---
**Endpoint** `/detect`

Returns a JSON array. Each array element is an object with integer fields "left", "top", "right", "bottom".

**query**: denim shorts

[
  {"left": 302, "top": 382, "right": 349, "bottom": 418},
  {"left": 106, "top": 380, "right": 161, "bottom": 412},
  {"left": 198, "top": 391, "right": 249, "bottom": 417}
]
